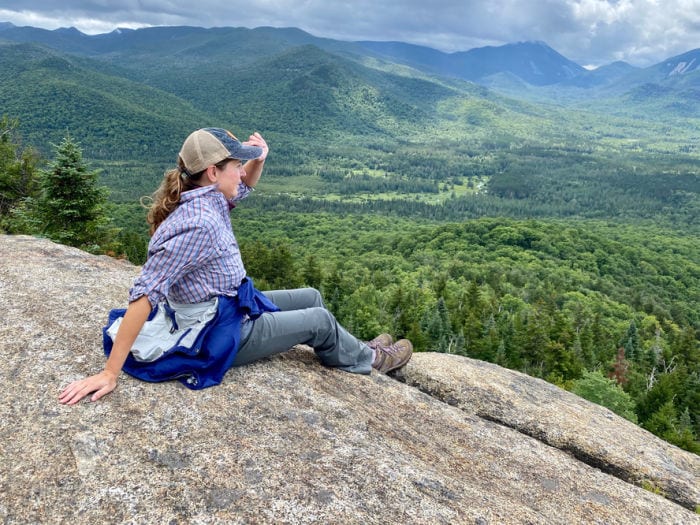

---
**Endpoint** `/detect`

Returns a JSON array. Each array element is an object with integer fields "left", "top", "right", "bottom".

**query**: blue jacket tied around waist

[{"left": 103, "top": 278, "right": 279, "bottom": 389}]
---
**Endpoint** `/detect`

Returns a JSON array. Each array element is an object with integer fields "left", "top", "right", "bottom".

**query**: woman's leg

[{"left": 233, "top": 288, "right": 373, "bottom": 373}]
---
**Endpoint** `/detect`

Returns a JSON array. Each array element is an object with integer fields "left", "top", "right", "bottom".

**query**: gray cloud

[{"left": 0, "top": 0, "right": 698, "bottom": 66}]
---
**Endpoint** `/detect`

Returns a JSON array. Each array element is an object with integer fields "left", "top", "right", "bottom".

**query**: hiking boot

[
  {"left": 372, "top": 339, "right": 413, "bottom": 373},
  {"left": 366, "top": 333, "right": 393, "bottom": 350}
]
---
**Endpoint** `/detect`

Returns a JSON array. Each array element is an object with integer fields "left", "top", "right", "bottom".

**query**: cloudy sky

[{"left": 0, "top": 1, "right": 698, "bottom": 67}]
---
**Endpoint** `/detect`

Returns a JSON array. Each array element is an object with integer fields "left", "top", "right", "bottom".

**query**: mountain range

[
  {"left": 1, "top": 22, "right": 698, "bottom": 92},
  {"left": 358, "top": 40, "right": 588, "bottom": 86},
  {"left": 0, "top": 22, "right": 698, "bottom": 205}
]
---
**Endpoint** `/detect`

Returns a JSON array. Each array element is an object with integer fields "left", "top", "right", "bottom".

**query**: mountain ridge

[
  {"left": 0, "top": 36, "right": 560, "bottom": 164},
  {"left": 2, "top": 21, "right": 698, "bottom": 91},
  {"left": 0, "top": 40, "right": 211, "bottom": 161},
  {"left": 359, "top": 39, "right": 586, "bottom": 86}
]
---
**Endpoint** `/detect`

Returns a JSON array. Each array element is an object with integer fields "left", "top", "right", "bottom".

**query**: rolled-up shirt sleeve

[{"left": 129, "top": 222, "right": 216, "bottom": 307}]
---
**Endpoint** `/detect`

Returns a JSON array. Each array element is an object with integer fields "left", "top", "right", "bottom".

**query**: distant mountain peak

[
  {"left": 356, "top": 38, "right": 584, "bottom": 86},
  {"left": 514, "top": 40, "right": 549, "bottom": 47},
  {"left": 55, "top": 26, "right": 84, "bottom": 35},
  {"left": 450, "top": 41, "right": 585, "bottom": 85},
  {"left": 111, "top": 27, "right": 135, "bottom": 35},
  {"left": 608, "top": 60, "right": 634, "bottom": 67}
]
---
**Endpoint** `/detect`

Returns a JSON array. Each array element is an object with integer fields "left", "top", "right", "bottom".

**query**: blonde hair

[{"left": 143, "top": 158, "right": 230, "bottom": 235}]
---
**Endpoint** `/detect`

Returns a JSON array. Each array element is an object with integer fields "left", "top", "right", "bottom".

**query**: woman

[{"left": 59, "top": 127, "right": 412, "bottom": 405}]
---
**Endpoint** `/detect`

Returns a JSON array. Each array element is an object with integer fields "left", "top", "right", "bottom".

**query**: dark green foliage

[
  {"left": 37, "top": 136, "right": 114, "bottom": 251},
  {"left": 0, "top": 116, "right": 42, "bottom": 230},
  {"left": 302, "top": 255, "right": 324, "bottom": 290},
  {"left": 0, "top": 42, "right": 211, "bottom": 164},
  {"left": 643, "top": 401, "right": 700, "bottom": 454},
  {"left": 116, "top": 229, "right": 148, "bottom": 265},
  {"left": 240, "top": 240, "right": 302, "bottom": 291}
]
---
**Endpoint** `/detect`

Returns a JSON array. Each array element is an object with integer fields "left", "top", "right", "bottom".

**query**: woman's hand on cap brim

[{"left": 243, "top": 132, "right": 269, "bottom": 161}]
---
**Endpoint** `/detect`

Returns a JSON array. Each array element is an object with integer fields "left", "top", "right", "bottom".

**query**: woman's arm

[
  {"left": 58, "top": 295, "right": 152, "bottom": 405},
  {"left": 241, "top": 132, "right": 269, "bottom": 188}
]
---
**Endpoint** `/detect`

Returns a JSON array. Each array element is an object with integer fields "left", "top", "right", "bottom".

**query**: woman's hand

[
  {"left": 59, "top": 370, "right": 118, "bottom": 405},
  {"left": 59, "top": 296, "right": 151, "bottom": 406},
  {"left": 241, "top": 132, "right": 269, "bottom": 188},
  {"left": 244, "top": 132, "right": 269, "bottom": 161}
]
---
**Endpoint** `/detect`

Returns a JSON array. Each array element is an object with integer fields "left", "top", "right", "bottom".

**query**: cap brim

[
  {"left": 228, "top": 143, "right": 264, "bottom": 161},
  {"left": 204, "top": 127, "right": 264, "bottom": 161}
]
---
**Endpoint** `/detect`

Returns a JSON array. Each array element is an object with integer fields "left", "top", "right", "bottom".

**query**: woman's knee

[
  {"left": 307, "top": 306, "right": 336, "bottom": 335},
  {"left": 292, "top": 287, "right": 324, "bottom": 308},
  {"left": 305, "top": 287, "right": 324, "bottom": 308}
]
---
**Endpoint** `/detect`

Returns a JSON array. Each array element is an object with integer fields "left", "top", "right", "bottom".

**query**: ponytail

[
  {"left": 144, "top": 160, "right": 202, "bottom": 235},
  {"left": 143, "top": 157, "right": 232, "bottom": 235}
]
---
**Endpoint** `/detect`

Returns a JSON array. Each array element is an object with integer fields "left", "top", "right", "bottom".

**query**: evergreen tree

[
  {"left": 338, "top": 284, "right": 383, "bottom": 340},
  {"left": 266, "top": 243, "right": 300, "bottom": 289},
  {"left": 544, "top": 340, "right": 583, "bottom": 384},
  {"left": 622, "top": 320, "right": 640, "bottom": 362},
  {"left": 421, "top": 296, "right": 454, "bottom": 353},
  {"left": 590, "top": 312, "right": 610, "bottom": 366},
  {"left": 323, "top": 262, "right": 346, "bottom": 316},
  {"left": 672, "top": 325, "right": 700, "bottom": 369},
  {"left": 642, "top": 400, "right": 700, "bottom": 452},
  {"left": 642, "top": 327, "right": 663, "bottom": 371},
  {"left": 117, "top": 229, "right": 148, "bottom": 265},
  {"left": 460, "top": 280, "right": 486, "bottom": 357},
  {"left": 37, "top": 136, "right": 111, "bottom": 251},
  {"left": 674, "top": 407, "right": 700, "bottom": 453},
  {"left": 302, "top": 254, "right": 324, "bottom": 291}
]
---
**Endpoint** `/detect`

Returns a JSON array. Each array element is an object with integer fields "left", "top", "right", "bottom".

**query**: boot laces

[{"left": 382, "top": 342, "right": 401, "bottom": 355}]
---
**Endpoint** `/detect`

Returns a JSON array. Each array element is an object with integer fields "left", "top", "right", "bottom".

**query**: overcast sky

[{"left": 0, "top": 1, "right": 698, "bottom": 67}]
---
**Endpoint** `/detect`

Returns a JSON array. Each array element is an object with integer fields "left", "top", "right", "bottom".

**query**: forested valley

[{"left": 0, "top": 25, "right": 698, "bottom": 453}]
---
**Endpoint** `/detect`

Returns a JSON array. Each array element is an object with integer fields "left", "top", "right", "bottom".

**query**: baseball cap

[{"left": 178, "top": 127, "right": 263, "bottom": 175}]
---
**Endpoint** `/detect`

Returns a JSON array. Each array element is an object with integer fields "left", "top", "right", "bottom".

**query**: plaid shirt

[{"left": 129, "top": 183, "right": 252, "bottom": 307}]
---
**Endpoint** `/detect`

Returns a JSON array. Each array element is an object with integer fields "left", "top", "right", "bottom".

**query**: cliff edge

[{"left": 1, "top": 235, "right": 698, "bottom": 524}]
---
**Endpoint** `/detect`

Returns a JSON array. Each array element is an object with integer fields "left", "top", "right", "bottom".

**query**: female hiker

[{"left": 59, "top": 127, "right": 412, "bottom": 405}]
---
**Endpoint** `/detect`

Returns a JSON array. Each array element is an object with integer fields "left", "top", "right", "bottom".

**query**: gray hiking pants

[{"left": 233, "top": 287, "right": 373, "bottom": 374}]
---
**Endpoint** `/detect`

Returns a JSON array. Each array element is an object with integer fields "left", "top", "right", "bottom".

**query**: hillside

[
  {"left": 0, "top": 41, "right": 210, "bottom": 160},
  {"left": 617, "top": 48, "right": 700, "bottom": 89},
  {"left": 0, "top": 35, "right": 537, "bottom": 152},
  {"left": 2, "top": 23, "right": 699, "bottom": 108}
]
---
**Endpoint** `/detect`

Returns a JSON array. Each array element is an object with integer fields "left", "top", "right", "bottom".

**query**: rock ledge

[{"left": 1, "top": 235, "right": 698, "bottom": 524}]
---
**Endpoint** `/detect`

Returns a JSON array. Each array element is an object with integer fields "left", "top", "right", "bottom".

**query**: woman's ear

[{"left": 205, "top": 165, "right": 218, "bottom": 183}]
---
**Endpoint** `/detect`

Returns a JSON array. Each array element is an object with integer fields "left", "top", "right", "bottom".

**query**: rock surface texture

[{"left": 1, "top": 235, "right": 698, "bottom": 524}]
